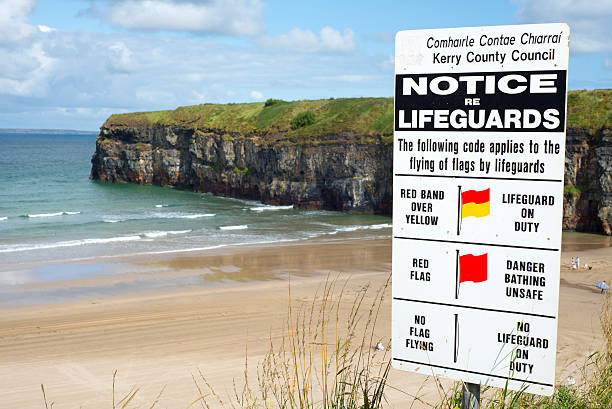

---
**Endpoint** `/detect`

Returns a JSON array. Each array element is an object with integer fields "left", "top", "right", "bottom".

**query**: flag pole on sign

[
  {"left": 454, "top": 313, "right": 459, "bottom": 363},
  {"left": 455, "top": 249, "right": 460, "bottom": 299},
  {"left": 457, "top": 185, "right": 462, "bottom": 235}
]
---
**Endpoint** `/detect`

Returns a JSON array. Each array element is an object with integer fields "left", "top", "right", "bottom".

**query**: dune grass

[
  {"left": 193, "top": 276, "right": 392, "bottom": 409},
  {"left": 40, "top": 281, "right": 612, "bottom": 409}
]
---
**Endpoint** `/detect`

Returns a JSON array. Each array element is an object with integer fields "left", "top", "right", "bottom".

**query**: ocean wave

[
  {"left": 179, "top": 213, "right": 216, "bottom": 219},
  {"left": 23, "top": 211, "right": 81, "bottom": 218},
  {"left": 203, "top": 195, "right": 260, "bottom": 206},
  {"left": 101, "top": 212, "right": 215, "bottom": 223},
  {"left": 308, "top": 222, "right": 392, "bottom": 236},
  {"left": 340, "top": 223, "right": 392, "bottom": 231},
  {"left": 250, "top": 205, "right": 294, "bottom": 212},
  {"left": 142, "top": 238, "right": 300, "bottom": 255},
  {"left": 219, "top": 225, "right": 248, "bottom": 230},
  {"left": 0, "top": 235, "right": 142, "bottom": 253},
  {"left": 140, "top": 230, "right": 192, "bottom": 238},
  {"left": 155, "top": 204, "right": 167, "bottom": 208},
  {"left": 0, "top": 217, "right": 7, "bottom": 221}
]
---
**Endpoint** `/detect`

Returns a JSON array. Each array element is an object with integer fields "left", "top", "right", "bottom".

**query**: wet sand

[{"left": 0, "top": 237, "right": 610, "bottom": 408}]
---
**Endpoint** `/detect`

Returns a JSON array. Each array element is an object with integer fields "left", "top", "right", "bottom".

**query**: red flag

[{"left": 459, "top": 253, "right": 487, "bottom": 283}]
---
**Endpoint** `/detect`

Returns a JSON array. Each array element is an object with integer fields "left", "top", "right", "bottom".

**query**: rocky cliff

[
  {"left": 90, "top": 93, "right": 612, "bottom": 234},
  {"left": 90, "top": 126, "right": 392, "bottom": 213},
  {"left": 564, "top": 128, "right": 612, "bottom": 234}
]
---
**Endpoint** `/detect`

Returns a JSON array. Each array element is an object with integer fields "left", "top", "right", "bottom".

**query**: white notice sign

[{"left": 392, "top": 23, "right": 569, "bottom": 396}]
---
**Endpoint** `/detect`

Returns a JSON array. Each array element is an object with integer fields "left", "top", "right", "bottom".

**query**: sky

[{"left": 1, "top": 0, "right": 611, "bottom": 131}]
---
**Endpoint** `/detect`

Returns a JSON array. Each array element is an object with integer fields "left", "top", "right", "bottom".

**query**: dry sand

[{"left": 0, "top": 238, "right": 610, "bottom": 409}]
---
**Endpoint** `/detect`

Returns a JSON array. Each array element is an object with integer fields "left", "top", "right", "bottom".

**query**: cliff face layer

[
  {"left": 90, "top": 94, "right": 612, "bottom": 234},
  {"left": 90, "top": 125, "right": 392, "bottom": 213},
  {"left": 564, "top": 129, "right": 612, "bottom": 234}
]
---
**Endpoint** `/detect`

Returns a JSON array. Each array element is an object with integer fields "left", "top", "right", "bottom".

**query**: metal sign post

[
  {"left": 392, "top": 23, "right": 569, "bottom": 397},
  {"left": 462, "top": 383, "right": 480, "bottom": 409}
]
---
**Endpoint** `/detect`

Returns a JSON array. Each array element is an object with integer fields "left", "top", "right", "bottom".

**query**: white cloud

[
  {"left": 513, "top": 0, "right": 612, "bottom": 53},
  {"left": 0, "top": 0, "right": 38, "bottom": 46},
  {"left": 0, "top": 25, "right": 388, "bottom": 129},
  {"left": 37, "top": 25, "right": 56, "bottom": 33},
  {"left": 0, "top": 42, "right": 56, "bottom": 97},
  {"left": 135, "top": 88, "right": 176, "bottom": 103},
  {"left": 605, "top": 58, "right": 612, "bottom": 70},
  {"left": 106, "top": 41, "right": 138, "bottom": 73},
  {"left": 105, "top": 0, "right": 265, "bottom": 36},
  {"left": 257, "top": 26, "right": 356, "bottom": 53},
  {"left": 188, "top": 83, "right": 237, "bottom": 104}
]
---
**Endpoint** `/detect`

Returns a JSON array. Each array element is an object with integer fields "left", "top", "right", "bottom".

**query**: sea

[
  {"left": 2, "top": 132, "right": 610, "bottom": 306},
  {"left": 0, "top": 131, "right": 392, "bottom": 267}
]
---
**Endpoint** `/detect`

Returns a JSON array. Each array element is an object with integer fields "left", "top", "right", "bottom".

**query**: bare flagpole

[{"left": 454, "top": 313, "right": 459, "bottom": 363}]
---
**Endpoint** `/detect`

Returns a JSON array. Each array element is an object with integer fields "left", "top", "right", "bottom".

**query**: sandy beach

[{"left": 0, "top": 237, "right": 610, "bottom": 409}]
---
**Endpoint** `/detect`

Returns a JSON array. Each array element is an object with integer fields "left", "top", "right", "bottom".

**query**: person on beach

[
  {"left": 576, "top": 257, "right": 580, "bottom": 269},
  {"left": 596, "top": 280, "right": 609, "bottom": 294},
  {"left": 571, "top": 257, "right": 575, "bottom": 269}
]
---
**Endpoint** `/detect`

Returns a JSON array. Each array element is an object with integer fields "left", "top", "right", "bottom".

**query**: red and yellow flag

[
  {"left": 459, "top": 253, "right": 488, "bottom": 283},
  {"left": 461, "top": 188, "right": 490, "bottom": 219}
]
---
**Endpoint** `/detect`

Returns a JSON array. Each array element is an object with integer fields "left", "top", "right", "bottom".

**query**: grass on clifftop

[
  {"left": 104, "top": 98, "right": 394, "bottom": 144},
  {"left": 567, "top": 89, "right": 612, "bottom": 135},
  {"left": 103, "top": 89, "right": 611, "bottom": 143}
]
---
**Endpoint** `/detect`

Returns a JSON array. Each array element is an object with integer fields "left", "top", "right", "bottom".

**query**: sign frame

[{"left": 391, "top": 23, "right": 570, "bottom": 396}]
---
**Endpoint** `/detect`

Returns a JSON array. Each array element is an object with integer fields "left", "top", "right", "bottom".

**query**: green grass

[
  {"left": 102, "top": 97, "right": 395, "bottom": 145},
  {"left": 103, "top": 90, "right": 611, "bottom": 144},
  {"left": 564, "top": 183, "right": 582, "bottom": 196},
  {"left": 567, "top": 89, "right": 612, "bottom": 136},
  {"left": 104, "top": 89, "right": 612, "bottom": 143}
]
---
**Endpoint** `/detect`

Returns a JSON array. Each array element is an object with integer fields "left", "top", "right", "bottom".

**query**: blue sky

[{"left": 1, "top": 0, "right": 611, "bottom": 131}]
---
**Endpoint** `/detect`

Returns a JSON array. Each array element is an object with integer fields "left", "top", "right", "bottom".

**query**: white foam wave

[
  {"left": 219, "top": 225, "right": 248, "bottom": 230},
  {"left": 0, "top": 235, "right": 142, "bottom": 253},
  {"left": 143, "top": 238, "right": 300, "bottom": 256},
  {"left": 0, "top": 217, "right": 7, "bottom": 221},
  {"left": 100, "top": 212, "right": 215, "bottom": 223},
  {"left": 308, "top": 223, "right": 392, "bottom": 236},
  {"left": 179, "top": 213, "right": 216, "bottom": 219},
  {"left": 141, "top": 230, "right": 192, "bottom": 238},
  {"left": 251, "top": 205, "right": 294, "bottom": 212},
  {"left": 25, "top": 211, "right": 81, "bottom": 218},
  {"left": 339, "top": 223, "right": 392, "bottom": 232}
]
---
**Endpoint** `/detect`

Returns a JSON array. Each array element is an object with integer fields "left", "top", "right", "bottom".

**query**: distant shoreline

[{"left": 0, "top": 128, "right": 98, "bottom": 135}]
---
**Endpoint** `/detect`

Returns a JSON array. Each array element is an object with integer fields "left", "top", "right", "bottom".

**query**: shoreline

[
  {"left": 0, "top": 230, "right": 609, "bottom": 308},
  {"left": 0, "top": 236, "right": 391, "bottom": 308}
]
